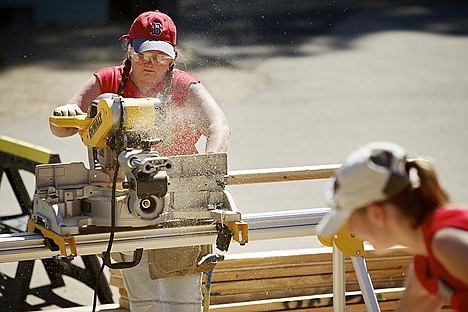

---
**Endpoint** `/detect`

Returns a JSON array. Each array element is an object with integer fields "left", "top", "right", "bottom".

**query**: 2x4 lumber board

[
  {"left": 210, "top": 301, "right": 451, "bottom": 312},
  {"left": 209, "top": 277, "right": 407, "bottom": 305},
  {"left": 210, "top": 269, "right": 406, "bottom": 297},
  {"left": 209, "top": 282, "right": 405, "bottom": 305},
  {"left": 214, "top": 247, "right": 411, "bottom": 271},
  {"left": 211, "top": 257, "right": 410, "bottom": 282},
  {"left": 210, "top": 265, "right": 408, "bottom": 288},
  {"left": 209, "top": 289, "right": 405, "bottom": 312},
  {"left": 225, "top": 164, "right": 341, "bottom": 185},
  {"left": 209, "top": 289, "right": 451, "bottom": 312}
]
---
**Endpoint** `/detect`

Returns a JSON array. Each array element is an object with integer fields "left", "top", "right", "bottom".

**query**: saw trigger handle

[{"left": 49, "top": 114, "right": 90, "bottom": 130}]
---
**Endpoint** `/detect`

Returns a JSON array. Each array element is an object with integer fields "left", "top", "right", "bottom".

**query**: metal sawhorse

[{"left": 0, "top": 135, "right": 113, "bottom": 311}]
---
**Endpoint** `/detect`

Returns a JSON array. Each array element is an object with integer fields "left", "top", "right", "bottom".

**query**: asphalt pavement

[{"left": 1, "top": 2, "right": 468, "bottom": 309}]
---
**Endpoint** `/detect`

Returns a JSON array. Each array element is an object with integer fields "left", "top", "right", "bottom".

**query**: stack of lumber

[
  {"left": 208, "top": 247, "right": 410, "bottom": 311},
  {"left": 109, "top": 247, "right": 452, "bottom": 311}
]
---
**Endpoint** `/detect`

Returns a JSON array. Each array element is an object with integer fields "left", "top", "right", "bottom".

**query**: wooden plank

[
  {"left": 210, "top": 272, "right": 406, "bottom": 304},
  {"left": 214, "top": 247, "right": 410, "bottom": 271},
  {"left": 211, "top": 268, "right": 407, "bottom": 295},
  {"left": 211, "top": 257, "right": 410, "bottom": 283},
  {"left": 209, "top": 289, "right": 452, "bottom": 312},
  {"left": 209, "top": 290, "right": 404, "bottom": 312},
  {"left": 225, "top": 164, "right": 340, "bottom": 185}
]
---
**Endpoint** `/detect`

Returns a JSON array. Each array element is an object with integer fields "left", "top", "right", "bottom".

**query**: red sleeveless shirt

[
  {"left": 414, "top": 207, "right": 468, "bottom": 311},
  {"left": 94, "top": 66, "right": 202, "bottom": 156}
]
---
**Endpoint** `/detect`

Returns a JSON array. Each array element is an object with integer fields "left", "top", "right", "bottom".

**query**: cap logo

[{"left": 150, "top": 22, "right": 163, "bottom": 37}]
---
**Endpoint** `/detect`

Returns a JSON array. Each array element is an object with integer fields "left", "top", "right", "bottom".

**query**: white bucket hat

[{"left": 317, "top": 142, "right": 411, "bottom": 236}]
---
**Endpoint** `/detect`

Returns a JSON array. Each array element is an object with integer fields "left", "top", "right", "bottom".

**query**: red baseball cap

[{"left": 120, "top": 11, "right": 177, "bottom": 58}]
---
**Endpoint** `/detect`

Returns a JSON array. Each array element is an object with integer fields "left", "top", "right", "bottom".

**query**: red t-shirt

[
  {"left": 93, "top": 66, "right": 202, "bottom": 156},
  {"left": 414, "top": 207, "right": 468, "bottom": 311}
]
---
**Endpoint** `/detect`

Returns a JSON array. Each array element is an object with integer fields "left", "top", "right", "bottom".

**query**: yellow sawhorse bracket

[
  {"left": 225, "top": 221, "right": 249, "bottom": 246},
  {"left": 317, "top": 224, "right": 365, "bottom": 257},
  {"left": 27, "top": 220, "right": 77, "bottom": 259}
]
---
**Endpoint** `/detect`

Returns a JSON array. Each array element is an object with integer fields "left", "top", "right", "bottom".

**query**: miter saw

[{"left": 28, "top": 94, "right": 247, "bottom": 260}]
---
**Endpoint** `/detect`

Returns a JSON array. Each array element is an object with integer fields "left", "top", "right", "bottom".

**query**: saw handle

[{"left": 49, "top": 115, "right": 90, "bottom": 130}]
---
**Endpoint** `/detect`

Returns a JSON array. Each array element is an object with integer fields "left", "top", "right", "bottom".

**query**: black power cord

[
  {"left": 92, "top": 157, "right": 120, "bottom": 311},
  {"left": 91, "top": 98, "right": 124, "bottom": 312}
]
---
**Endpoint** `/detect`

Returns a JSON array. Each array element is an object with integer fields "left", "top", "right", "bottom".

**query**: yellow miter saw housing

[
  {"left": 49, "top": 93, "right": 158, "bottom": 148},
  {"left": 30, "top": 94, "right": 246, "bottom": 258}
]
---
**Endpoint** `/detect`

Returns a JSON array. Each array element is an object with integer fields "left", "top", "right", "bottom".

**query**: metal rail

[
  {"left": 0, "top": 208, "right": 330, "bottom": 263},
  {"left": 1, "top": 164, "right": 337, "bottom": 264}
]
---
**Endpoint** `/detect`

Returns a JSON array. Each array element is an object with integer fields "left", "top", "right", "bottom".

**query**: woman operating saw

[{"left": 50, "top": 10, "right": 230, "bottom": 312}]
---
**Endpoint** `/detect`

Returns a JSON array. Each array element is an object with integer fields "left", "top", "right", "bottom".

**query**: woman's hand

[
  {"left": 50, "top": 104, "right": 85, "bottom": 137},
  {"left": 53, "top": 104, "right": 85, "bottom": 116}
]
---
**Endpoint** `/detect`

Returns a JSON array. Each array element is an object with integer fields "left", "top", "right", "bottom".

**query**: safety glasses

[{"left": 131, "top": 52, "right": 173, "bottom": 65}]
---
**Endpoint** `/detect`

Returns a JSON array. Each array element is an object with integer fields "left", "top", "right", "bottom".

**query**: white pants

[{"left": 121, "top": 251, "right": 203, "bottom": 312}]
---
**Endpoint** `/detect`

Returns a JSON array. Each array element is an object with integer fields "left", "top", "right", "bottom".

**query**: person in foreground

[
  {"left": 317, "top": 141, "right": 468, "bottom": 312},
  {"left": 50, "top": 10, "right": 230, "bottom": 312}
]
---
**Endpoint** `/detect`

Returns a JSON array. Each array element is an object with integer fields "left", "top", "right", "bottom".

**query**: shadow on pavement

[{"left": 0, "top": 1, "right": 467, "bottom": 71}]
